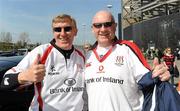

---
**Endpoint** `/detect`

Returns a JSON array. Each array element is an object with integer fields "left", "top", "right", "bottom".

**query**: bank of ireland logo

[
  {"left": 115, "top": 56, "right": 124, "bottom": 66},
  {"left": 64, "top": 78, "right": 76, "bottom": 86}
]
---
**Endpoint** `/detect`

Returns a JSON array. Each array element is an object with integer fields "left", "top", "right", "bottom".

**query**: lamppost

[
  {"left": 161, "top": 21, "right": 169, "bottom": 48},
  {"left": 107, "top": 4, "right": 123, "bottom": 40},
  {"left": 107, "top": 4, "right": 112, "bottom": 9},
  {"left": 107, "top": 4, "right": 113, "bottom": 11}
]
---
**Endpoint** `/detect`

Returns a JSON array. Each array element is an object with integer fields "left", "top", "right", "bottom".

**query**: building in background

[{"left": 121, "top": 0, "right": 180, "bottom": 50}]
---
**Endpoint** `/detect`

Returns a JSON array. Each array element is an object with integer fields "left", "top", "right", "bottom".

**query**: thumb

[
  {"left": 33, "top": 54, "right": 41, "bottom": 65},
  {"left": 152, "top": 57, "right": 160, "bottom": 69}
]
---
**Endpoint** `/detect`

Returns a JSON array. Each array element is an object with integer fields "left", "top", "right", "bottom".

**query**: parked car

[
  {"left": 0, "top": 51, "right": 17, "bottom": 57},
  {"left": 17, "top": 48, "right": 30, "bottom": 56},
  {"left": 0, "top": 56, "right": 23, "bottom": 79},
  {"left": 0, "top": 56, "right": 34, "bottom": 111}
]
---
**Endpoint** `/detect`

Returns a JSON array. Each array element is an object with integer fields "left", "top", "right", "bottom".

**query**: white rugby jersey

[
  {"left": 4, "top": 43, "right": 85, "bottom": 111},
  {"left": 85, "top": 40, "right": 151, "bottom": 111}
]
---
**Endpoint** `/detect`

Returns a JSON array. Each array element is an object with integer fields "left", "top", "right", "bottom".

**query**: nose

[
  {"left": 60, "top": 29, "right": 67, "bottom": 36},
  {"left": 99, "top": 25, "right": 107, "bottom": 31}
]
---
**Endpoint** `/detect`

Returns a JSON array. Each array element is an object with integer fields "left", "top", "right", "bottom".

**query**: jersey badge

[{"left": 115, "top": 56, "right": 124, "bottom": 66}]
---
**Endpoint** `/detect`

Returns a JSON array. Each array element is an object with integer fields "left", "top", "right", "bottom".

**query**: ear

[
  {"left": 114, "top": 23, "right": 117, "bottom": 30},
  {"left": 115, "top": 23, "right": 117, "bottom": 27},
  {"left": 91, "top": 25, "right": 95, "bottom": 34},
  {"left": 74, "top": 28, "right": 78, "bottom": 36}
]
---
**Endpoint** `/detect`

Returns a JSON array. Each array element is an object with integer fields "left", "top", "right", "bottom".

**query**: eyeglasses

[
  {"left": 53, "top": 26, "right": 72, "bottom": 32},
  {"left": 93, "top": 22, "right": 114, "bottom": 28}
]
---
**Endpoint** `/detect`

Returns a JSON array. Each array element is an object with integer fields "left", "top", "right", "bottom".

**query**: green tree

[{"left": 0, "top": 32, "right": 13, "bottom": 51}]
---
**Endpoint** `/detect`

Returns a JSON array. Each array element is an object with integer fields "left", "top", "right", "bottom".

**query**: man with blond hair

[{"left": 1, "top": 14, "right": 85, "bottom": 111}]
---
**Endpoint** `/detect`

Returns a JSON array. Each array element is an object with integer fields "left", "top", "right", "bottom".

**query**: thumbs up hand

[
  {"left": 152, "top": 57, "right": 170, "bottom": 81},
  {"left": 18, "top": 54, "right": 46, "bottom": 84}
]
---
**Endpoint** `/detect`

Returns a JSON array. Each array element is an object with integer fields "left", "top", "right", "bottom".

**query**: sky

[{"left": 0, "top": 0, "right": 121, "bottom": 45}]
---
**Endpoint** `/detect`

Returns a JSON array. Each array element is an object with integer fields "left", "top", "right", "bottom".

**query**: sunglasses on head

[
  {"left": 93, "top": 22, "right": 114, "bottom": 28},
  {"left": 53, "top": 26, "right": 72, "bottom": 32}
]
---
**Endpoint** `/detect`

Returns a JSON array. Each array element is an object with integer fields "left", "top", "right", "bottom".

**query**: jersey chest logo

[
  {"left": 97, "top": 65, "right": 105, "bottom": 73},
  {"left": 115, "top": 56, "right": 124, "bottom": 66},
  {"left": 48, "top": 65, "right": 60, "bottom": 75}
]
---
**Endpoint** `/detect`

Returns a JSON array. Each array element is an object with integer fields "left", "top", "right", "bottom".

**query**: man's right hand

[{"left": 18, "top": 54, "right": 46, "bottom": 84}]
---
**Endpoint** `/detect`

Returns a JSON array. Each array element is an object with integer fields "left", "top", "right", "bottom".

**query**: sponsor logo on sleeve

[{"left": 4, "top": 77, "right": 9, "bottom": 85}]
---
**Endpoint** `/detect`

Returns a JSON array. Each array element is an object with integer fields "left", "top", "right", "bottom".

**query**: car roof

[
  {"left": 0, "top": 56, "right": 24, "bottom": 73},
  {"left": 0, "top": 56, "right": 24, "bottom": 67},
  {"left": 0, "top": 55, "right": 24, "bottom": 61}
]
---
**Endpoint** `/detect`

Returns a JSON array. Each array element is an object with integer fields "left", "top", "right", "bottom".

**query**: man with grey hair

[{"left": 85, "top": 10, "right": 171, "bottom": 111}]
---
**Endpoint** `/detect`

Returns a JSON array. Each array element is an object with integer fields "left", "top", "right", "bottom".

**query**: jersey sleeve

[
  {"left": 0, "top": 45, "right": 47, "bottom": 90},
  {"left": 119, "top": 40, "right": 151, "bottom": 83}
]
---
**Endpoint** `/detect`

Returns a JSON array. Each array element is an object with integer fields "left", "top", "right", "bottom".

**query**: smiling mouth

[
  {"left": 99, "top": 33, "right": 110, "bottom": 36},
  {"left": 58, "top": 37, "right": 68, "bottom": 41}
]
